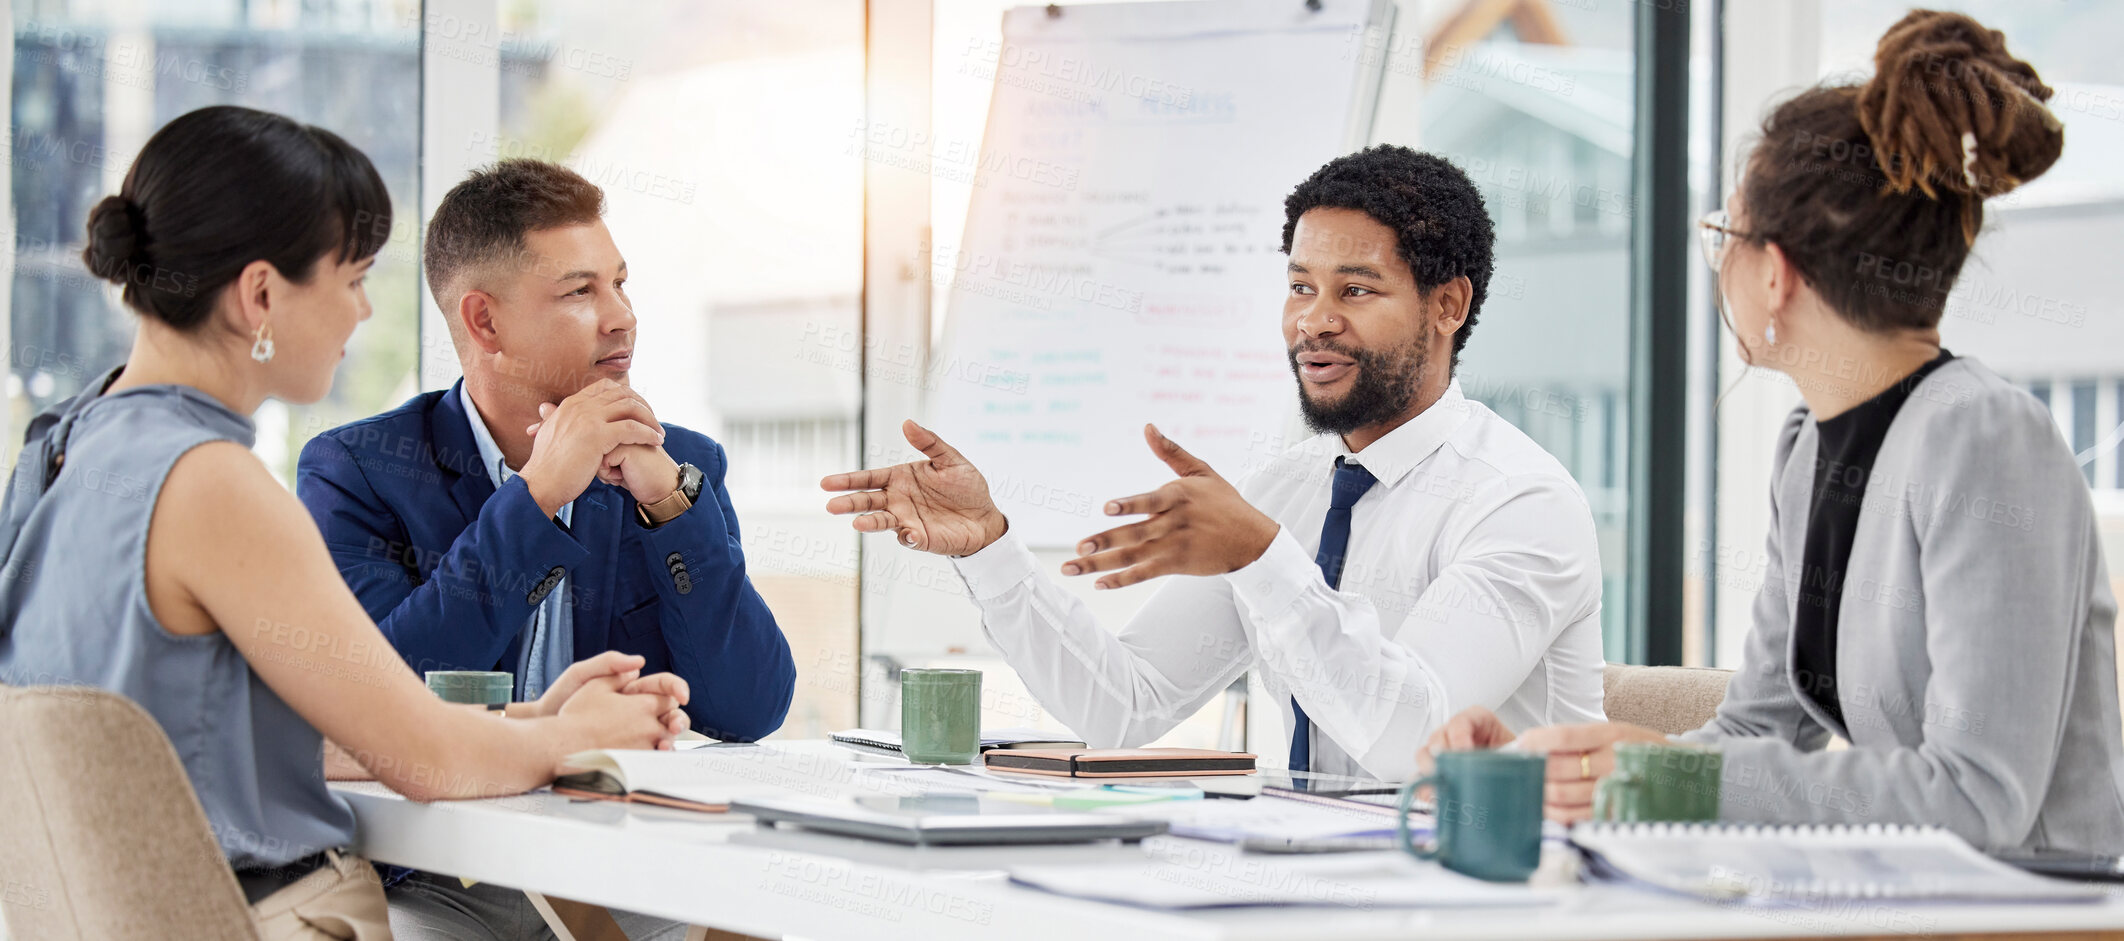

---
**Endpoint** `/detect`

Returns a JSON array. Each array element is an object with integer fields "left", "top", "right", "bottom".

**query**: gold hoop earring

[{"left": 250, "top": 322, "right": 276, "bottom": 364}]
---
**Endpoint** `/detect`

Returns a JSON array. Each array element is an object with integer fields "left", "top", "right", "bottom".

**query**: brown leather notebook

[{"left": 981, "top": 747, "right": 1257, "bottom": 777}]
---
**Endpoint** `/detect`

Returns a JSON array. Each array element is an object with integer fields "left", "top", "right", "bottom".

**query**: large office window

[
  {"left": 1375, "top": 0, "right": 1641, "bottom": 659},
  {"left": 493, "top": 0, "right": 866, "bottom": 739},
  {"left": 7, "top": 0, "right": 421, "bottom": 482}
]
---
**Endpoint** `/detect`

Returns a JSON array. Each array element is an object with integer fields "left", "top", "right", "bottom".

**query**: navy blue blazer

[{"left": 295, "top": 382, "right": 794, "bottom": 741}]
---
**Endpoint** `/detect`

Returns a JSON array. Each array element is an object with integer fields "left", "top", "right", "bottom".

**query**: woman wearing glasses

[{"left": 1424, "top": 9, "right": 2124, "bottom": 853}]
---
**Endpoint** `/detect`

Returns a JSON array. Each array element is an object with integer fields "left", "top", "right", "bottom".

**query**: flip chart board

[{"left": 932, "top": 0, "right": 1394, "bottom": 545}]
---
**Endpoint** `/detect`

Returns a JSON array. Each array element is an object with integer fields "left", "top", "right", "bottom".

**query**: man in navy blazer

[{"left": 296, "top": 159, "right": 794, "bottom": 757}]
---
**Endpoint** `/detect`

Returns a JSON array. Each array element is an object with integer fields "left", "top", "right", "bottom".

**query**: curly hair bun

[
  {"left": 83, "top": 194, "right": 145, "bottom": 285},
  {"left": 1856, "top": 8, "right": 2064, "bottom": 225}
]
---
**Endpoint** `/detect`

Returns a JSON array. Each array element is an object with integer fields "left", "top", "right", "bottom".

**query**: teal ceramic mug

[
  {"left": 1396, "top": 749, "right": 1546, "bottom": 882},
  {"left": 425, "top": 670, "right": 512, "bottom": 711}
]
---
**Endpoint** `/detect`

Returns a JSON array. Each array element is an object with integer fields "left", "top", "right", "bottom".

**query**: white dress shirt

[{"left": 950, "top": 381, "right": 1606, "bottom": 780}]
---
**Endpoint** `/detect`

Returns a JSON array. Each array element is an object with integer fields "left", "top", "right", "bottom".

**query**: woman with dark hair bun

[
  {"left": 1424, "top": 11, "right": 2124, "bottom": 854},
  {"left": 0, "top": 105, "right": 690, "bottom": 938}
]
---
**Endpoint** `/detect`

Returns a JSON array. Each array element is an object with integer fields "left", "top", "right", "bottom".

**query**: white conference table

[{"left": 332, "top": 741, "right": 2124, "bottom": 941}]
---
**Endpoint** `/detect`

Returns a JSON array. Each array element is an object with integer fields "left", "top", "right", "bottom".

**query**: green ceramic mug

[
  {"left": 1592, "top": 742, "right": 1723, "bottom": 823},
  {"left": 1397, "top": 750, "right": 1546, "bottom": 882},
  {"left": 425, "top": 670, "right": 513, "bottom": 711},
  {"left": 900, "top": 668, "right": 981, "bottom": 765}
]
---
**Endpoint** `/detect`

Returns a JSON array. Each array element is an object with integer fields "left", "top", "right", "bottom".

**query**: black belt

[{"left": 233, "top": 850, "right": 334, "bottom": 905}]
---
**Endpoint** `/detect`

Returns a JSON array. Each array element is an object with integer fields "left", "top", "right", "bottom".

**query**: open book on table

[{"left": 553, "top": 748, "right": 785, "bottom": 813}]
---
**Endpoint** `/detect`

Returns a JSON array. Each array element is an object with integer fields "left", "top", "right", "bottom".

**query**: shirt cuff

[
  {"left": 1226, "top": 526, "right": 1319, "bottom": 619},
  {"left": 949, "top": 529, "right": 1039, "bottom": 602}
]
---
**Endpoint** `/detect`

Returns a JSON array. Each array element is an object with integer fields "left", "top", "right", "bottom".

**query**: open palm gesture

[{"left": 821, "top": 420, "right": 1008, "bottom": 556}]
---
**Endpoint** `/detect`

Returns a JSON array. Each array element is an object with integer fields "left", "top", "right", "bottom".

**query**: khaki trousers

[{"left": 250, "top": 850, "right": 393, "bottom": 940}]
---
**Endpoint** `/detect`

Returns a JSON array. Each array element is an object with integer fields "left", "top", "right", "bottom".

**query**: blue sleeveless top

[{"left": 0, "top": 369, "right": 355, "bottom": 868}]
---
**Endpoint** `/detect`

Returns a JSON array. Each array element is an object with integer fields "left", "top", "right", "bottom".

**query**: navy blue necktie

[{"left": 1290, "top": 457, "right": 1377, "bottom": 773}]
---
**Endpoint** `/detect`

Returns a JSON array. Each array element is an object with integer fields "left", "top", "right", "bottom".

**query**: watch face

[{"left": 679, "top": 462, "right": 705, "bottom": 501}]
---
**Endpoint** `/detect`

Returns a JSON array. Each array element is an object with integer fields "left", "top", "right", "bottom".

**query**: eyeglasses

[{"left": 1697, "top": 210, "right": 1756, "bottom": 270}]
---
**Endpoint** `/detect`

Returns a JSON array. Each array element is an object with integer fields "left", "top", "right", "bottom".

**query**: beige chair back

[
  {"left": 0, "top": 684, "right": 260, "bottom": 941},
  {"left": 1601, "top": 663, "right": 1733, "bottom": 737}
]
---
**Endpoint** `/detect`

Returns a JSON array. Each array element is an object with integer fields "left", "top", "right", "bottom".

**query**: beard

[{"left": 1288, "top": 335, "right": 1428, "bottom": 436}]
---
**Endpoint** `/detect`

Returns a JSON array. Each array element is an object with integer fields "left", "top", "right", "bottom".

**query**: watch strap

[{"left": 637, "top": 463, "right": 702, "bottom": 527}]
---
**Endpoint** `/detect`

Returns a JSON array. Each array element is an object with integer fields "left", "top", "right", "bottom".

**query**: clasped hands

[
  {"left": 519, "top": 379, "right": 683, "bottom": 518},
  {"left": 821, "top": 420, "right": 1280, "bottom": 588},
  {"left": 532, "top": 651, "right": 691, "bottom": 750}
]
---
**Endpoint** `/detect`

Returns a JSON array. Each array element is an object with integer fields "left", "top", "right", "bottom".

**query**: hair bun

[
  {"left": 1856, "top": 8, "right": 2063, "bottom": 231},
  {"left": 83, "top": 194, "right": 146, "bottom": 284}
]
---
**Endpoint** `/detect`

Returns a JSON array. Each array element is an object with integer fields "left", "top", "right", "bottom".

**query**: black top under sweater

[{"left": 1791, "top": 349, "right": 1955, "bottom": 728}]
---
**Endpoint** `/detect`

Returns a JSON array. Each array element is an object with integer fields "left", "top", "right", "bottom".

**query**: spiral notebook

[{"left": 1570, "top": 822, "right": 2107, "bottom": 905}]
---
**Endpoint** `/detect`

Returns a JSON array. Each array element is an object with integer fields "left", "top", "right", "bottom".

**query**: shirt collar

[
  {"left": 460, "top": 386, "right": 516, "bottom": 488},
  {"left": 1330, "top": 379, "right": 1475, "bottom": 488}
]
